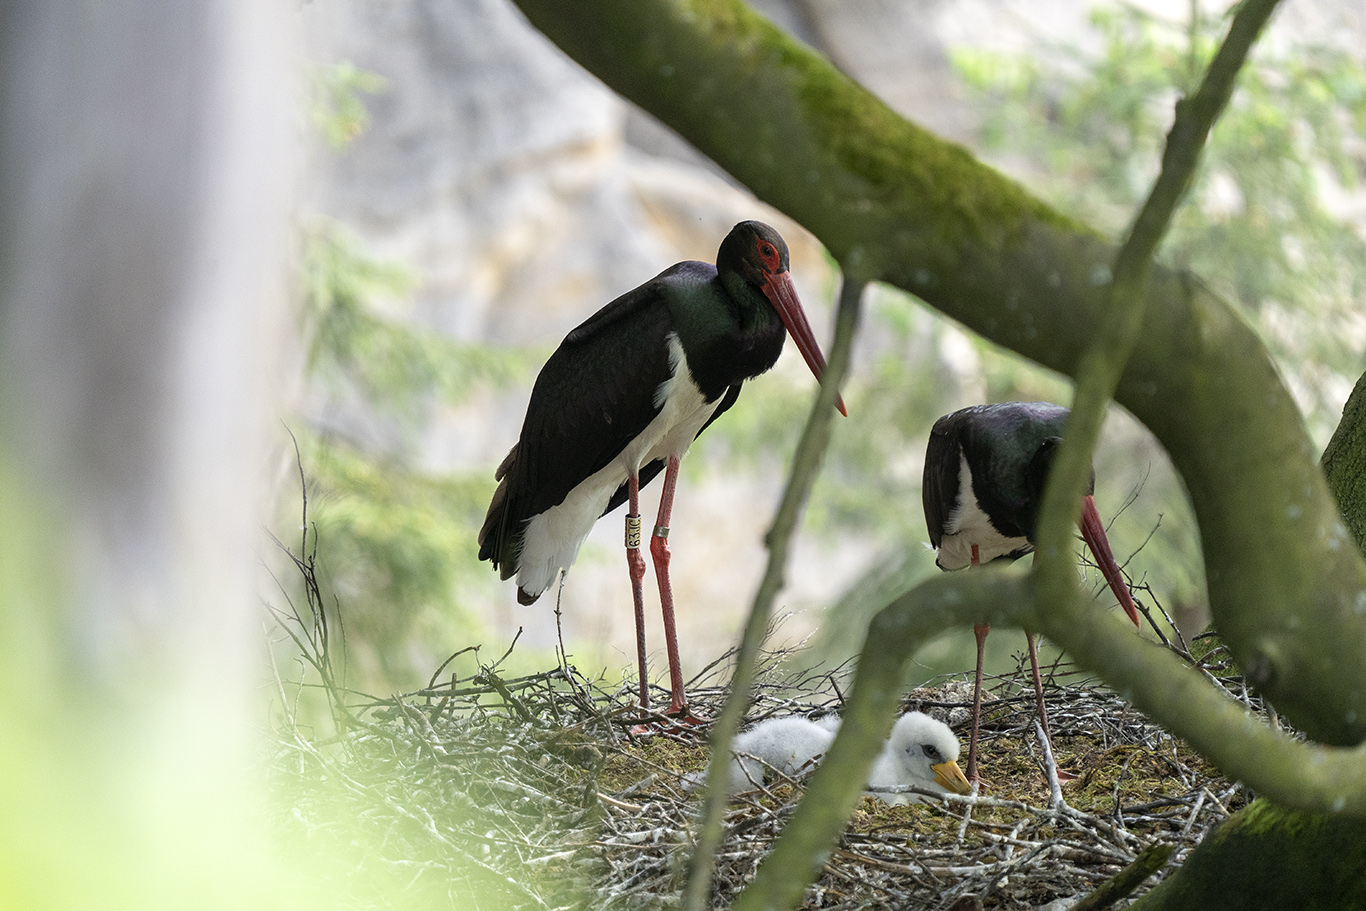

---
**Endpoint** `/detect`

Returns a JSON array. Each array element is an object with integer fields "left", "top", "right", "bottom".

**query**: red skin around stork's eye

[{"left": 757, "top": 241, "right": 780, "bottom": 272}]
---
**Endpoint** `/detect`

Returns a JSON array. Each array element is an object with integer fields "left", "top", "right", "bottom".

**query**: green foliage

[
  {"left": 309, "top": 62, "right": 388, "bottom": 149},
  {"left": 953, "top": 4, "right": 1366, "bottom": 443},
  {"left": 289, "top": 224, "right": 537, "bottom": 692},
  {"left": 297, "top": 433, "right": 495, "bottom": 685},
  {"left": 287, "top": 62, "right": 544, "bottom": 693},
  {"left": 302, "top": 226, "right": 526, "bottom": 423}
]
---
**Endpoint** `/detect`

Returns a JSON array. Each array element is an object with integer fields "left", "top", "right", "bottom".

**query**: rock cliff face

[{"left": 298, "top": 0, "right": 1364, "bottom": 675}]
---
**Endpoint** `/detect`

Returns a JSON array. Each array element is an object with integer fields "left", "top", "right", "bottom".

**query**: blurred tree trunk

[{"left": 0, "top": 2, "right": 294, "bottom": 906}]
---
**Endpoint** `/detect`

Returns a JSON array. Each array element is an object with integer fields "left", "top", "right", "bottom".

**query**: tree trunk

[
  {"left": 1129, "top": 801, "right": 1366, "bottom": 911},
  {"left": 1322, "top": 371, "right": 1366, "bottom": 552},
  {"left": 0, "top": 1, "right": 294, "bottom": 905}
]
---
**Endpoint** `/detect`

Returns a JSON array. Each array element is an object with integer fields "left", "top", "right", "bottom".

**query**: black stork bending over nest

[
  {"left": 479, "top": 221, "right": 845, "bottom": 720},
  {"left": 923, "top": 401, "right": 1141, "bottom": 782}
]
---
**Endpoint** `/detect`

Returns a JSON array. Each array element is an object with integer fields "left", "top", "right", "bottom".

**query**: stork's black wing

[
  {"left": 922, "top": 412, "right": 965, "bottom": 552},
  {"left": 479, "top": 263, "right": 708, "bottom": 572}
]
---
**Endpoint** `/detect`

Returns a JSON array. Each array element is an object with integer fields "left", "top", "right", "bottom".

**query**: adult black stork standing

[
  {"left": 479, "top": 221, "right": 845, "bottom": 719},
  {"left": 922, "top": 401, "right": 1141, "bottom": 782}
]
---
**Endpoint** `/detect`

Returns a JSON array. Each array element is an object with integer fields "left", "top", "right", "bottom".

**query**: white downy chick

[
  {"left": 686, "top": 712, "right": 971, "bottom": 804},
  {"left": 683, "top": 716, "right": 835, "bottom": 794},
  {"left": 726, "top": 716, "right": 835, "bottom": 792},
  {"left": 867, "top": 711, "right": 973, "bottom": 805}
]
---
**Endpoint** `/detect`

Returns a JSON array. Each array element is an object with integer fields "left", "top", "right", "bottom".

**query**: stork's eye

[{"left": 921, "top": 744, "right": 942, "bottom": 761}]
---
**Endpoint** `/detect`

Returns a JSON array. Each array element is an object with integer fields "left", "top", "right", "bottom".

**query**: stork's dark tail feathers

[{"left": 477, "top": 445, "right": 520, "bottom": 581}]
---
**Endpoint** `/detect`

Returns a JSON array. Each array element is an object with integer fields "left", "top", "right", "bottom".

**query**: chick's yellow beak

[{"left": 932, "top": 760, "right": 973, "bottom": 795}]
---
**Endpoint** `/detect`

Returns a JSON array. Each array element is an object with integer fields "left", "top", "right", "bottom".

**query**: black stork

[
  {"left": 479, "top": 221, "right": 845, "bottom": 719},
  {"left": 922, "top": 401, "right": 1141, "bottom": 782}
]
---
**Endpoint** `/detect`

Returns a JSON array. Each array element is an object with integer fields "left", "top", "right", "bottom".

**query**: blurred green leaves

[
  {"left": 310, "top": 62, "right": 388, "bottom": 149},
  {"left": 954, "top": 4, "right": 1366, "bottom": 443},
  {"left": 291, "top": 223, "right": 535, "bottom": 691},
  {"left": 302, "top": 225, "right": 525, "bottom": 421}
]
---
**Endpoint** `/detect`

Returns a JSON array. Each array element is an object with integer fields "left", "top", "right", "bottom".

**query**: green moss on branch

[{"left": 1128, "top": 801, "right": 1366, "bottom": 911}]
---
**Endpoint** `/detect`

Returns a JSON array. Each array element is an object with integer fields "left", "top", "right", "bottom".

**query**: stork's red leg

[
  {"left": 966, "top": 544, "right": 987, "bottom": 784},
  {"left": 650, "top": 455, "right": 692, "bottom": 718},
  {"left": 626, "top": 472, "right": 650, "bottom": 710},
  {"left": 967, "top": 622, "right": 989, "bottom": 784},
  {"left": 1025, "top": 633, "right": 1077, "bottom": 782}
]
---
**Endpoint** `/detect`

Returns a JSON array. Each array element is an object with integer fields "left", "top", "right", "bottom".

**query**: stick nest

[{"left": 268, "top": 634, "right": 1256, "bottom": 910}]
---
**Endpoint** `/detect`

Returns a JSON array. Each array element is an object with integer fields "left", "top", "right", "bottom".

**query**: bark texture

[
  {"left": 1128, "top": 801, "right": 1366, "bottom": 911},
  {"left": 1323, "top": 371, "right": 1366, "bottom": 553}
]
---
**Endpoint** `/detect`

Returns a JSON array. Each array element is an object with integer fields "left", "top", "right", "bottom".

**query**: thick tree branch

[
  {"left": 511, "top": 0, "right": 1366, "bottom": 747},
  {"left": 1322, "top": 370, "right": 1366, "bottom": 552},
  {"left": 1036, "top": 596, "right": 1366, "bottom": 816},
  {"left": 1073, "top": 842, "right": 1175, "bottom": 911},
  {"left": 1128, "top": 801, "right": 1366, "bottom": 910}
]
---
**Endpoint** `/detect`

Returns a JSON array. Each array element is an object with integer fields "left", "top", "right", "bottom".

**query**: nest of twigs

[{"left": 267, "top": 614, "right": 1256, "bottom": 911}]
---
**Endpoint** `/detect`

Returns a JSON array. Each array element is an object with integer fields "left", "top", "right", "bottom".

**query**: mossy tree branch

[
  {"left": 510, "top": 0, "right": 1366, "bottom": 747},
  {"left": 1129, "top": 384, "right": 1366, "bottom": 910},
  {"left": 1321, "top": 370, "right": 1366, "bottom": 552},
  {"left": 1036, "top": 596, "right": 1366, "bottom": 816},
  {"left": 1127, "top": 801, "right": 1366, "bottom": 910},
  {"left": 1072, "top": 842, "right": 1175, "bottom": 911}
]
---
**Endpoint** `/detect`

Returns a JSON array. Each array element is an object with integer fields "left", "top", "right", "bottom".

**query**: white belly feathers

[
  {"left": 516, "top": 334, "right": 719, "bottom": 599},
  {"left": 935, "top": 453, "right": 1032, "bottom": 570}
]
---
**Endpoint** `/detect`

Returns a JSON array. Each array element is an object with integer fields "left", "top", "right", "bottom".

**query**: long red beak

[
  {"left": 1078, "top": 494, "right": 1141, "bottom": 628},
  {"left": 763, "top": 271, "right": 848, "bottom": 417}
]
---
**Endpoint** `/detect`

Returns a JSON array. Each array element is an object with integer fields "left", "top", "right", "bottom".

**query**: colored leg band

[{"left": 625, "top": 514, "right": 642, "bottom": 549}]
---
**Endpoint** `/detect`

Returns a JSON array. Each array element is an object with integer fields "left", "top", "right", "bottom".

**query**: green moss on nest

[{"left": 599, "top": 735, "right": 709, "bottom": 795}]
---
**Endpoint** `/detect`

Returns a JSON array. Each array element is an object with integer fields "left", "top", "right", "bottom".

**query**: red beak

[
  {"left": 763, "top": 271, "right": 847, "bottom": 416},
  {"left": 1078, "top": 494, "right": 1141, "bottom": 628}
]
